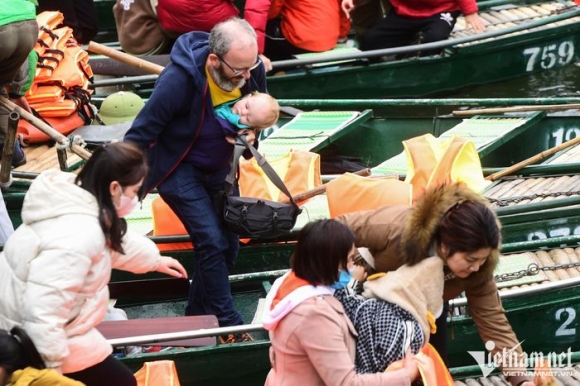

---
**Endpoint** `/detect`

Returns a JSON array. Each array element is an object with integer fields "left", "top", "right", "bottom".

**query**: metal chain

[
  {"left": 494, "top": 261, "right": 580, "bottom": 283},
  {"left": 487, "top": 190, "right": 580, "bottom": 206}
]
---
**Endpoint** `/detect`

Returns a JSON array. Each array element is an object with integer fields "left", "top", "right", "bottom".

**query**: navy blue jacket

[{"left": 124, "top": 31, "right": 267, "bottom": 193}]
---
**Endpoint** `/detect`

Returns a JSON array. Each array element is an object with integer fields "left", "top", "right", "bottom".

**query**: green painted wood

[
  {"left": 89, "top": 0, "right": 580, "bottom": 99},
  {"left": 258, "top": 110, "right": 372, "bottom": 159}
]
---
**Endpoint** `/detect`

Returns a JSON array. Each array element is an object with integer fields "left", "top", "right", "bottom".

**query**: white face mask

[{"left": 115, "top": 192, "right": 138, "bottom": 218}]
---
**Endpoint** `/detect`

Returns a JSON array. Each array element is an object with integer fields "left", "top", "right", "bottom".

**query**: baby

[
  {"left": 334, "top": 247, "right": 445, "bottom": 374},
  {"left": 215, "top": 92, "right": 279, "bottom": 136}
]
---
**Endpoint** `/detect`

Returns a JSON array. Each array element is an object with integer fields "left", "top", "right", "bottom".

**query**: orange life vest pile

[{"left": 18, "top": 11, "right": 94, "bottom": 144}]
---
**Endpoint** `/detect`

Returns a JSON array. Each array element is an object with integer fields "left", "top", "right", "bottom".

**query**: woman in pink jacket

[{"left": 262, "top": 219, "right": 418, "bottom": 385}]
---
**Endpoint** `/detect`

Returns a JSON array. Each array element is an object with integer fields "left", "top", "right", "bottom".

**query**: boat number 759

[{"left": 523, "top": 42, "right": 575, "bottom": 72}]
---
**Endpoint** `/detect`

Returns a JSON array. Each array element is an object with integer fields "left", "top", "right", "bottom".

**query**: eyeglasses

[{"left": 217, "top": 55, "right": 262, "bottom": 76}]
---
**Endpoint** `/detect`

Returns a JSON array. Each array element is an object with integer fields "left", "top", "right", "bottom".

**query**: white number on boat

[
  {"left": 552, "top": 127, "right": 580, "bottom": 146},
  {"left": 523, "top": 42, "right": 575, "bottom": 72},
  {"left": 555, "top": 308, "right": 576, "bottom": 337},
  {"left": 527, "top": 226, "right": 580, "bottom": 241}
]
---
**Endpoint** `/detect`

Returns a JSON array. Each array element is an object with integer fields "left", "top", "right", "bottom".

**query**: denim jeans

[{"left": 158, "top": 162, "right": 243, "bottom": 327}]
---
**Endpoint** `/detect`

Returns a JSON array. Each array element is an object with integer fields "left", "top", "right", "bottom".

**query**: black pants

[
  {"left": 264, "top": 18, "right": 311, "bottom": 62},
  {"left": 37, "top": 0, "right": 98, "bottom": 44},
  {"left": 359, "top": 10, "right": 460, "bottom": 56},
  {"left": 429, "top": 300, "right": 449, "bottom": 365},
  {"left": 65, "top": 355, "right": 137, "bottom": 386}
]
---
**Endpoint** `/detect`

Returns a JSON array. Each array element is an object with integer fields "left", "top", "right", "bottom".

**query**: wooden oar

[
  {"left": 0, "top": 97, "right": 91, "bottom": 160},
  {"left": 87, "top": 41, "right": 164, "bottom": 75},
  {"left": 485, "top": 136, "right": 580, "bottom": 181},
  {"left": 280, "top": 168, "right": 372, "bottom": 205},
  {"left": 453, "top": 103, "right": 580, "bottom": 116},
  {"left": 0, "top": 112, "right": 20, "bottom": 188}
]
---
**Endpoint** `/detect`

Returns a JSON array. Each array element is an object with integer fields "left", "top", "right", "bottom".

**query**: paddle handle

[
  {"left": 0, "top": 97, "right": 91, "bottom": 160},
  {"left": 87, "top": 41, "right": 164, "bottom": 75},
  {"left": 453, "top": 104, "right": 580, "bottom": 116},
  {"left": 485, "top": 136, "right": 580, "bottom": 181},
  {"left": 280, "top": 168, "right": 372, "bottom": 205}
]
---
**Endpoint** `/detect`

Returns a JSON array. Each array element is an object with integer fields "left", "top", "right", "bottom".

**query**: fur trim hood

[{"left": 399, "top": 183, "right": 500, "bottom": 287}]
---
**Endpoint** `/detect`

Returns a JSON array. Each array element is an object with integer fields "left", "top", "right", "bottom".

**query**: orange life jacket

[
  {"left": 385, "top": 343, "right": 454, "bottom": 386},
  {"left": 325, "top": 173, "right": 412, "bottom": 218},
  {"left": 151, "top": 196, "right": 194, "bottom": 252},
  {"left": 151, "top": 150, "right": 320, "bottom": 250},
  {"left": 134, "top": 360, "right": 182, "bottom": 386},
  {"left": 19, "top": 11, "right": 94, "bottom": 144}
]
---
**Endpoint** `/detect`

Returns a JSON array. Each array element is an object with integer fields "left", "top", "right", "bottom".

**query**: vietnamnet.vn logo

[{"left": 467, "top": 340, "right": 573, "bottom": 378}]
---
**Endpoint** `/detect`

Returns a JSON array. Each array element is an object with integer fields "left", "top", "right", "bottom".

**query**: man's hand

[
  {"left": 226, "top": 129, "right": 256, "bottom": 145},
  {"left": 465, "top": 13, "right": 486, "bottom": 33},
  {"left": 259, "top": 54, "right": 273, "bottom": 72}
]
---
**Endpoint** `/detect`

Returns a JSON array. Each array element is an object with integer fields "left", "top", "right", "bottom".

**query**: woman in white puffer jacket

[{"left": 0, "top": 142, "right": 188, "bottom": 386}]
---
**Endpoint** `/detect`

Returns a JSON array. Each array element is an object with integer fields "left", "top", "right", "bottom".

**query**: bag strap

[{"left": 224, "top": 134, "right": 301, "bottom": 210}]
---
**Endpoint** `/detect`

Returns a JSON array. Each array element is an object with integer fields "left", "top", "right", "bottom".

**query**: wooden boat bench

[
  {"left": 292, "top": 45, "right": 363, "bottom": 68},
  {"left": 258, "top": 109, "right": 373, "bottom": 160},
  {"left": 371, "top": 111, "right": 546, "bottom": 175},
  {"left": 96, "top": 315, "right": 218, "bottom": 347}
]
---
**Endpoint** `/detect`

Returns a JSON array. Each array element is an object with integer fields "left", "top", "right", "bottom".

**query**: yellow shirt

[{"left": 206, "top": 66, "right": 241, "bottom": 107}]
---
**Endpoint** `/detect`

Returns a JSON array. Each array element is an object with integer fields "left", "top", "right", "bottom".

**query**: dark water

[{"left": 447, "top": 61, "right": 580, "bottom": 99}]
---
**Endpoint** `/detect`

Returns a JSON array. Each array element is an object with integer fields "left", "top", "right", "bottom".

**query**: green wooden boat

[
  {"left": 99, "top": 235, "right": 580, "bottom": 386},
  {"left": 6, "top": 96, "right": 580, "bottom": 385},
  {"left": 90, "top": 0, "right": 580, "bottom": 99}
]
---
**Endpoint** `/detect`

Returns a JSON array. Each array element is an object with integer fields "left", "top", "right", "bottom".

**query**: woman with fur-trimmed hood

[{"left": 336, "top": 183, "right": 533, "bottom": 386}]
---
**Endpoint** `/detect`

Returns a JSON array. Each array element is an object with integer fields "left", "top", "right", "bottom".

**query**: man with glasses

[{"left": 124, "top": 18, "right": 268, "bottom": 342}]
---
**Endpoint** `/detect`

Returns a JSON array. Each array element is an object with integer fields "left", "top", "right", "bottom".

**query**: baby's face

[{"left": 232, "top": 94, "right": 271, "bottom": 127}]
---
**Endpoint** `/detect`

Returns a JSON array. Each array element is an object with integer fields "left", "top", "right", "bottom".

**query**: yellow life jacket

[
  {"left": 403, "top": 134, "right": 490, "bottom": 201},
  {"left": 238, "top": 149, "right": 322, "bottom": 203}
]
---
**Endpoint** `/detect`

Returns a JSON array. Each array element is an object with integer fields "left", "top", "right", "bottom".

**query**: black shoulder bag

[{"left": 219, "top": 135, "right": 302, "bottom": 239}]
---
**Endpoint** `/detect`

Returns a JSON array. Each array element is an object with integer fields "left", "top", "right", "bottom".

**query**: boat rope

[
  {"left": 488, "top": 190, "right": 580, "bottom": 206},
  {"left": 494, "top": 261, "right": 580, "bottom": 283}
]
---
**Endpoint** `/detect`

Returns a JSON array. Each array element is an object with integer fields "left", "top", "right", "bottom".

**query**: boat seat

[
  {"left": 258, "top": 110, "right": 373, "bottom": 160},
  {"left": 292, "top": 45, "right": 362, "bottom": 68},
  {"left": 543, "top": 142, "right": 580, "bottom": 164},
  {"left": 108, "top": 277, "right": 189, "bottom": 304},
  {"left": 96, "top": 315, "right": 218, "bottom": 347},
  {"left": 372, "top": 112, "right": 545, "bottom": 175}
]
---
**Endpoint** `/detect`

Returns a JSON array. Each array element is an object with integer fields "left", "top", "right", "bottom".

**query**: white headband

[{"left": 357, "top": 247, "right": 375, "bottom": 269}]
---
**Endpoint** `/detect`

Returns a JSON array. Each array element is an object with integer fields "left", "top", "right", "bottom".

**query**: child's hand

[
  {"left": 402, "top": 349, "right": 419, "bottom": 381},
  {"left": 351, "top": 265, "right": 367, "bottom": 282},
  {"left": 384, "top": 349, "right": 419, "bottom": 381}
]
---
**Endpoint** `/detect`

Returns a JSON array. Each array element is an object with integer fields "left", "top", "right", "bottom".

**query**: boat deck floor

[
  {"left": 485, "top": 143, "right": 580, "bottom": 208},
  {"left": 13, "top": 144, "right": 83, "bottom": 175},
  {"left": 452, "top": 0, "right": 580, "bottom": 44}
]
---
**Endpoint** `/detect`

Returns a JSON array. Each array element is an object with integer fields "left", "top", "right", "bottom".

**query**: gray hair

[{"left": 209, "top": 18, "right": 257, "bottom": 56}]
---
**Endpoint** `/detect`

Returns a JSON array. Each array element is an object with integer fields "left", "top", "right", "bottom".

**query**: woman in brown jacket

[
  {"left": 336, "top": 183, "right": 534, "bottom": 386},
  {"left": 262, "top": 219, "right": 418, "bottom": 385}
]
